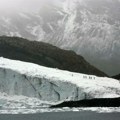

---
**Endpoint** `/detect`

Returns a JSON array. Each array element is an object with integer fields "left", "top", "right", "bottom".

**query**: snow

[
  {"left": 1, "top": 16, "right": 11, "bottom": 25},
  {"left": 0, "top": 92, "right": 50, "bottom": 109},
  {"left": 0, "top": 57, "right": 120, "bottom": 114},
  {"left": 26, "top": 25, "right": 45, "bottom": 40},
  {"left": 0, "top": 57, "right": 120, "bottom": 100},
  {"left": 0, "top": 57, "right": 119, "bottom": 88},
  {"left": 0, "top": 106, "right": 120, "bottom": 114},
  {"left": 9, "top": 32, "right": 22, "bottom": 37},
  {"left": 19, "top": 13, "right": 31, "bottom": 20}
]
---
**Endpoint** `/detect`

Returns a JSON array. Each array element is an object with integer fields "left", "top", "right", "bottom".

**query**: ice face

[{"left": 0, "top": 57, "right": 120, "bottom": 104}]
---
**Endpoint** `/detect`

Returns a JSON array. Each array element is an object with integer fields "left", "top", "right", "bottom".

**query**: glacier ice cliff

[{"left": 0, "top": 57, "right": 120, "bottom": 104}]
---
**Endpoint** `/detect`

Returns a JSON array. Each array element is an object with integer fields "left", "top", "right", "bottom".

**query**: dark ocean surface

[{"left": 0, "top": 111, "right": 120, "bottom": 120}]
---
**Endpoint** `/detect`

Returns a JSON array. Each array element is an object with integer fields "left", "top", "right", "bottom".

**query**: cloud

[
  {"left": 0, "top": 0, "right": 49, "bottom": 13},
  {"left": 0, "top": 0, "right": 65, "bottom": 13}
]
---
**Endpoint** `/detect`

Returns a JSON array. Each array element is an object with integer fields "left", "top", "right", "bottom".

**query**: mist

[{"left": 0, "top": 0, "right": 63, "bottom": 13}]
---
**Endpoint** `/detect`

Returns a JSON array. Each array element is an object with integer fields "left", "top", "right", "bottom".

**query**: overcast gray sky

[
  {"left": 0, "top": 0, "right": 63, "bottom": 13},
  {"left": 0, "top": 0, "right": 42, "bottom": 12}
]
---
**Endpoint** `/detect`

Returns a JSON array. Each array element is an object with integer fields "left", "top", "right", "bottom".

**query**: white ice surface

[
  {"left": 0, "top": 57, "right": 120, "bottom": 114},
  {"left": 0, "top": 57, "right": 120, "bottom": 97}
]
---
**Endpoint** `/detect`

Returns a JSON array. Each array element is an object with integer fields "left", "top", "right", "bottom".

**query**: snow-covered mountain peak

[{"left": 0, "top": 0, "right": 120, "bottom": 76}]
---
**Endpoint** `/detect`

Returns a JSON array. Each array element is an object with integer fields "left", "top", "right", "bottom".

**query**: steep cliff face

[
  {"left": 0, "top": 0, "right": 120, "bottom": 75},
  {"left": 0, "top": 57, "right": 120, "bottom": 104},
  {"left": 0, "top": 68, "right": 78, "bottom": 102}
]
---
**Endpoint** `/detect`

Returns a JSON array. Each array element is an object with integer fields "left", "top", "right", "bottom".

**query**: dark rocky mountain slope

[
  {"left": 0, "top": 36, "right": 107, "bottom": 76},
  {"left": 112, "top": 74, "right": 120, "bottom": 80},
  {"left": 51, "top": 97, "right": 120, "bottom": 108}
]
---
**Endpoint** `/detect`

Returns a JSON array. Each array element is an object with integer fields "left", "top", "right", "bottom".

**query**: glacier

[
  {"left": 0, "top": 57, "right": 120, "bottom": 103},
  {"left": 0, "top": 57, "right": 120, "bottom": 113}
]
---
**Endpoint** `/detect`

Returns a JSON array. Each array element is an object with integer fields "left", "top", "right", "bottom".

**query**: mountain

[
  {"left": 0, "top": 57, "right": 120, "bottom": 104},
  {"left": 112, "top": 74, "right": 120, "bottom": 80},
  {"left": 51, "top": 97, "right": 120, "bottom": 108},
  {"left": 0, "top": 36, "right": 106, "bottom": 76},
  {"left": 0, "top": 0, "right": 120, "bottom": 76}
]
